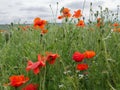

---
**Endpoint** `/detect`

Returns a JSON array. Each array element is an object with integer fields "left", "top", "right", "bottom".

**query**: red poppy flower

[
  {"left": 62, "top": 8, "right": 71, "bottom": 18},
  {"left": 83, "top": 51, "right": 96, "bottom": 59},
  {"left": 46, "top": 52, "right": 59, "bottom": 64},
  {"left": 72, "top": 52, "right": 84, "bottom": 62},
  {"left": 73, "top": 9, "right": 82, "bottom": 18},
  {"left": 97, "top": 18, "right": 101, "bottom": 22},
  {"left": 33, "top": 17, "right": 47, "bottom": 29},
  {"left": 9, "top": 75, "right": 29, "bottom": 87},
  {"left": 113, "top": 22, "right": 119, "bottom": 27},
  {"left": 37, "top": 54, "right": 47, "bottom": 63},
  {"left": 58, "top": 16, "right": 64, "bottom": 19},
  {"left": 96, "top": 22, "right": 101, "bottom": 27},
  {"left": 26, "top": 54, "right": 45, "bottom": 75},
  {"left": 76, "top": 20, "right": 85, "bottom": 27},
  {"left": 22, "top": 83, "right": 38, "bottom": 90},
  {"left": 41, "top": 29, "right": 48, "bottom": 35},
  {"left": 96, "top": 18, "right": 104, "bottom": 27},
  {"left": 76, "top": 64, "right": 88, "bottom": 71}
]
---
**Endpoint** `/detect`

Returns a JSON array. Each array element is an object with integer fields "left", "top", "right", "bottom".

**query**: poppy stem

[
  {"left": 42, "top": 66, "right": 46, "bottom": 90},
  {"left": 102, "top": 39, "right": 111, "bottom": 71}
]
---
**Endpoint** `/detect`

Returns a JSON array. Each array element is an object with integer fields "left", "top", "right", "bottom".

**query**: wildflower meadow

[{"left": 0, "top": 1, "right": 120, "bottom": 90}]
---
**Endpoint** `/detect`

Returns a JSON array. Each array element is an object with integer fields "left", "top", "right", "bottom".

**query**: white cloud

[{"left": 0, "top": 0, "right": 119, "bottom": 24}]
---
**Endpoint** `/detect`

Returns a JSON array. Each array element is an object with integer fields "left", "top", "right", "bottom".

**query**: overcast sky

[{"left": 0, "top": 0, "right": 119, "bottom": 24}]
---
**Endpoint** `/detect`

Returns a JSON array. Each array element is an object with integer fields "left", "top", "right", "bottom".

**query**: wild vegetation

[{"left": 0, "top": 2, "right": 120, "bottom": 90}]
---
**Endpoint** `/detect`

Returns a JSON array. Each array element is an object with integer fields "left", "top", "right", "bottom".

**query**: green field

[{"left": 0, "top": 22, "right": 120, "bottom": 90}]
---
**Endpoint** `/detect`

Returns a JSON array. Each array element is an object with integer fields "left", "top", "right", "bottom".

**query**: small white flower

[
  {"left": 63, "top": 71, "right": 67, "bottom": 75},
  {"left": 111, "top": 29, "right": 113, "bottom": 32},
  {"left": 78, "top": 74, "right": 84, "bottom": 79},
  {"left": 63, "top": 70, "right": 71, "bottom": 75},
  {"left": 58, "top": 84, "right": 64, "bottom": 88}
]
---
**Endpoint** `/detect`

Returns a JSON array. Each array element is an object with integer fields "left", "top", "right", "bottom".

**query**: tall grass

[{"left": 0, "top": 23, "right": 120, "bottom": 90}]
